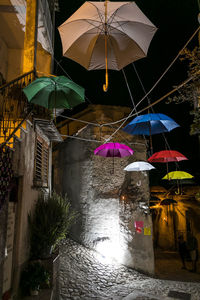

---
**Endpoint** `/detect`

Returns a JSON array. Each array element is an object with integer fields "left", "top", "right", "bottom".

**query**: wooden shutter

[{"left": 34, "top": 135, "right": 49, "bottom": 187}]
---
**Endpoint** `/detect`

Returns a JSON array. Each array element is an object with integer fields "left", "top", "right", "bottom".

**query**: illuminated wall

[{"left": 53, "top": 106, "right": 155, "bottom": 275}]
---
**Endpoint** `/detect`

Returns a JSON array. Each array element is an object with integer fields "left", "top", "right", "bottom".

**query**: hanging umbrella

[
  {"left": 148, "top": 150, "right": 188, "bottom": 174},
  {"left": 148, "top": 150, "right": 188, "bottom": 163},
  {"left": 162, "top": 171, "right": 193, "bottom": 180},
  {"left": 58, "top": 1, "right": 157, "bottom": 91},
  {"left": 124, "top": 161, "right": 155, "bottom": 171},
  {"left": 160, "top": 198, "right": 177, "bottom": 206},
  {"left": 94, "top": 142, "right": 134, "bottom": 173},
  {"left": 123, "top": 113, "right": 180, "bottom": 154},
  {"left": 23, "top": 76, "right": 85, "bottom": 109},
  {"left": 123, "top": 113, "right": 180, "bottom": 136},
  {"left": 94, "top": 142, "right": 134, "bottom": 157},
  {"left": 162, "top": 171, "right": 194, "bottom": 194}
]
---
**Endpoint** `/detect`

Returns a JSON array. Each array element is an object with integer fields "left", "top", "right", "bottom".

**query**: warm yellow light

[{"left": 0, "top": 121, "right": 26, "bottom": 149}]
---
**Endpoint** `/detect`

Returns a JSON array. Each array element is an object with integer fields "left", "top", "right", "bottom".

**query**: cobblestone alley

[{"left": 59, "top": 239, "right": 200, "bottom": 300}]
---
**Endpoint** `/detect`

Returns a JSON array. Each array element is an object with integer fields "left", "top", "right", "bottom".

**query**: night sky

[{"left": 54, "top": 0, "right": 200, "bottom": 182}]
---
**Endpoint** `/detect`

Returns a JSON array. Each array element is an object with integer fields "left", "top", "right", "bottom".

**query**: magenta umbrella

[
  {"left": 94, "top": 143, "right": 134, "bottom": 157},
  {"left": 94, "top": 142, "right": 134, "bottom": 172}
]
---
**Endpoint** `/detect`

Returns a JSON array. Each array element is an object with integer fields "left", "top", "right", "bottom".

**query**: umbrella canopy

[
  {"left": 58, "top": 1, "right": 157, "bottom": 91},
  {"left": 94, "top": 143, "right": 134, "bottom": 157},
  {"left": 23, "top": 76, "right": 85, "bottom": 109},
  {"left": 58, "top": 2, "right": 157, "bottom": 70},
  {"left": 123, "top": 113, "right": 180, "bottom": 136},
  {"left": 148, "top": 150, "right": 188, "bottom": 163},
  {"left": 160, "top": 198, "right": 177, "bottom": 206},
  {"left": 162, "top": 171, "right": 194, "bottom": 180},
  {"left": 124, "top": 161, "right": 155, "bottom": 171}
]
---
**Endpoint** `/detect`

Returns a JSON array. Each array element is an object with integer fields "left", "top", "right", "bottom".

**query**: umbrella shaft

[{"left": 103, "top": 0, "right": 108, "bottom": 92}]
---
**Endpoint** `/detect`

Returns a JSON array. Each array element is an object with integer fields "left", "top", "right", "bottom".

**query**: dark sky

[{"left": 55, "top": 0, "right": 200, "bottom": 181}]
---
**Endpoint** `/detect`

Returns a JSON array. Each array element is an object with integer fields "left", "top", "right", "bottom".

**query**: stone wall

[
  {"left": 0, "top": 197, "right": 8, "bottom": 298},
  {"left": 53, "top": 108, "right": 155, "bottom": 275},
  {"left": 1, "top": 121, "right": 52, "bottom": 297}
]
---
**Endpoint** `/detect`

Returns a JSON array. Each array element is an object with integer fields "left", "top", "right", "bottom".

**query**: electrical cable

[{"left": 54, "top": 24, "right": 200, "bottom": 143}]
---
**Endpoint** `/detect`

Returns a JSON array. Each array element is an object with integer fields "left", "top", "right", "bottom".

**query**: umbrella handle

[{"left": 103, "top": 68, "right": 108, "bottom": 92}]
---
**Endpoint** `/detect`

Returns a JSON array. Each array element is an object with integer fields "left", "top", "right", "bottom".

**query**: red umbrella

[{"left": 148, "top": 150, "right": 188, "bottom": 163}]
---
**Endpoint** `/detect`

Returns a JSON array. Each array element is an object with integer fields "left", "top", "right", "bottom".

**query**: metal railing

[{"left": 0, "top": 70, "right": 36, "bottom": 147}]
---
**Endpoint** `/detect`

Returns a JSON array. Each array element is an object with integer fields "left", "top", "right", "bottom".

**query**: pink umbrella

[
  {"left": 94, "top": 143, "right": 134, "bottom": 157},
  {"left": 94, "top": 142, "right": 134, "bottom": 172}
]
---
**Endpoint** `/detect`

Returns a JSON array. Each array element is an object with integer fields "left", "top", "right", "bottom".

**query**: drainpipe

[{"left": 23, "top": 0, "right": 38, "bottom": 74}]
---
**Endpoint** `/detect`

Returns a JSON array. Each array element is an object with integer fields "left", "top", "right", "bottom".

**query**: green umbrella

[{"left": 23, "top": 76, "right": 85, "bottom": 109}]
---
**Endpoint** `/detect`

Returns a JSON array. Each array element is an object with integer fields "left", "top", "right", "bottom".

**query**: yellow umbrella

[
  {"left": 162, "top": 171, "right": 194, "bottom": 194},
  {"left": 162, "top": 171, "right": 193, "bottom": 180}
]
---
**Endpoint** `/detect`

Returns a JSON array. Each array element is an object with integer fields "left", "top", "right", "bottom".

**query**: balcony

[{"left": 0, "top": 71, "right": 54, "bottom": 148}]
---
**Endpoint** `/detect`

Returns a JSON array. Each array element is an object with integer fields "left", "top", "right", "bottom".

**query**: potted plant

[
  {"left": 20, "top": 261, "right": 50, "bottom": 296},
  {"left": 195, "top": 191, "right": 200, "bottom": 202},
  {"left": 28, "top": 192, "right": 78, "bottom": 259}
]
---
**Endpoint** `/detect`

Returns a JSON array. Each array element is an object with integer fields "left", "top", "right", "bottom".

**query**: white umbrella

[
  {"left": 124, "top": 161, "right": 155, "bottom": 171},
  {"left": 58, "top": 1, "right": 157, "bottom": 91}
]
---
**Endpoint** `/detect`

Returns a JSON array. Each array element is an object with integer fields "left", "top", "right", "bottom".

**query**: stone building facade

[
  {"left": 0, "top": 118, "right": 62, "bottom": 298},
  {"left": 0, "top": 0, "right": 58, "bottom": 298},
  {"left": 53, "top": 105, "right": 155, "bottom": 275}
]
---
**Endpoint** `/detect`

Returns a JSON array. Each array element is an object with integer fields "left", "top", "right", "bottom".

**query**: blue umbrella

[{"left": 123, "top": 113, "right": 180, "bottom": 136}]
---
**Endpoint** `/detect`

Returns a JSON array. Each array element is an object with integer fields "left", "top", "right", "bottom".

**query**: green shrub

[
  {"left": 20, "top": 261, "right": 50, "bottom": 295},
  {"left": 29, "top": 192, "right": 78, "bottom": 258}
]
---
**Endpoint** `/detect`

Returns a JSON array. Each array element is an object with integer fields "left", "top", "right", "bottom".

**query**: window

[{"left": 34, "top": 135, "right": 49, "bottom": 187}]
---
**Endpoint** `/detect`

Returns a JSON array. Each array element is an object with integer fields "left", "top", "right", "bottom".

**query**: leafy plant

[
  {"left": 28, "top": 192, "right": 78, "bottom": 258},
  {"left": 167, "top": 47, "right": 200, "bottom": 135},
  {"left": 20, "top": 261, "right": 50, "bottom": 294},
  {"left": 195, "top": 191, "right": 200, "bottom": 198}
]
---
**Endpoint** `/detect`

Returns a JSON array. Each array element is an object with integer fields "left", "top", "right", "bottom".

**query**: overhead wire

[
  {"left": 132, "top": 62, "right": 179, "bottom": 163},
  {"left": 122, "top": 68, "right": 149, "bottom": 149},
  {"left": 55, "top": 71, "right": 197, "bottom": 144},
  {"left": 103, "top": 25, "right": 200, "bottom": 142},
  {"left": 53, "top": 18, "right": 199, "bottom": 144}
]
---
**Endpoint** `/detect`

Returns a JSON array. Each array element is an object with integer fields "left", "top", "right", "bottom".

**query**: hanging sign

[
  {"left": 135, "top": 226, "right": 142, "bottom": 234},
  {"left": 144, "top": 227, "right": 151, "bottom": 235},
  {"left": 134, "top": 221, "right": 144, "bottom": 228}
]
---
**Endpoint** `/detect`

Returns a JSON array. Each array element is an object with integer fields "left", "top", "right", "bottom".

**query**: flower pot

[
  {"left": 40, "top": 245, "right": 53, "bottom": 259},
  {"left": 30, "top": 289, "right": 39, "bottom": 296}
]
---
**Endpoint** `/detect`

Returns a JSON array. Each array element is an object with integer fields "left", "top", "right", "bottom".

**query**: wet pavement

[{"left": 59, "top": 239, "right": 200, "bottom": 300}]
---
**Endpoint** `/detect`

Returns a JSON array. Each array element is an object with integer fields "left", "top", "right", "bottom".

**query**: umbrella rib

[
  {"left": 88, "top": 1, "right": 105, "bottom": 24},
  {"left": 107, "top": 22, "right": 147, "bottom": 57},
  {"left": 59, "top": 15, "right": 102, "bottom": 27},
  {"left": 105, "top": 28, "right": 145, "bottom": 70}
]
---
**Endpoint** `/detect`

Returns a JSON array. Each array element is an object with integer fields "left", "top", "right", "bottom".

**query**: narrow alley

[{"left": 59, "top": 239, "right": 200, "bottom": 300}]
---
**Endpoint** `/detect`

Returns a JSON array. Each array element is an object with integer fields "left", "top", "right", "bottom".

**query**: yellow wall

[
  {"left": 7, "top": 49, "right": 23, "bottom": 81},
  {"left": 0, "top": 37, "right": 8, "bottom": 80}
]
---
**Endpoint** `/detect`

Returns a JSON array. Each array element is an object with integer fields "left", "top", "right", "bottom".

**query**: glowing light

[{"left": 95, "top": 239, "right": 123, "bottom": 264}]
